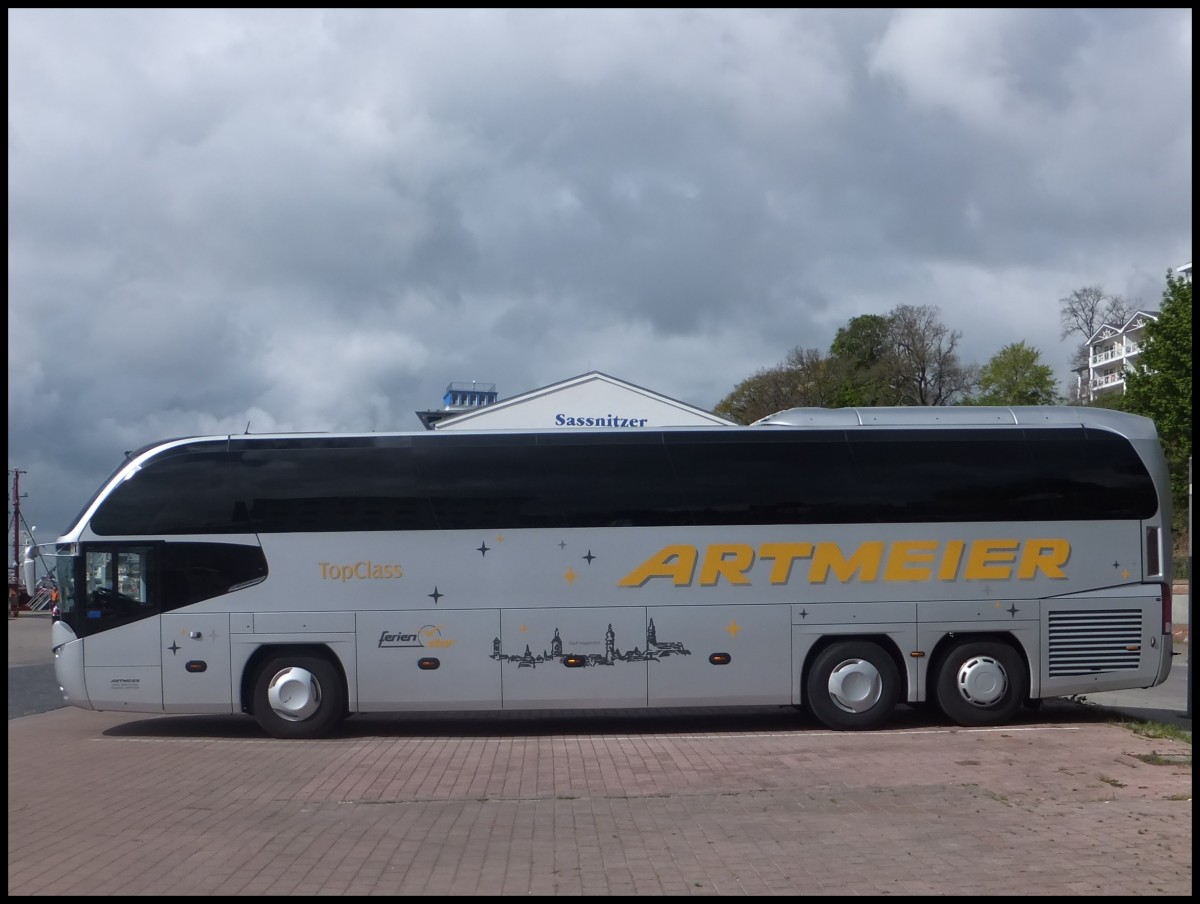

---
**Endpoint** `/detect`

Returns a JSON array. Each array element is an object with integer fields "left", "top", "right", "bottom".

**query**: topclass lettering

[
  {"left": 617, "top": 538, "right": 1073, "bottom": 587},
  {"left": 320, "top": 561, "right": 404, "bottom": 581}
]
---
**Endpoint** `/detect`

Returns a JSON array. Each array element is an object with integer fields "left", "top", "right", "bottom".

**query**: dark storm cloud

[{"left": 7, "top": 8, "right": 1192, "bottom": 537}]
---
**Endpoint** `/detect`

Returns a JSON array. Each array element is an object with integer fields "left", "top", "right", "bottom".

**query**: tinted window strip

[{"left": 89, "top": 430, "right": 1158, "bottom": 534}]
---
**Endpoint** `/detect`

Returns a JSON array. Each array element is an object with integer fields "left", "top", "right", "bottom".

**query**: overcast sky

[{"left": 7, "top": 8, "right": 1193, "bottom": 540}]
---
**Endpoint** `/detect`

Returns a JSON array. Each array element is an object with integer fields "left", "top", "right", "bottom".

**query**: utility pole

[
  {"left": 9, "top": 468, "right": 26, "bottom": 590},
  {"left": 9, "top": 468, "right": 30, "bottom": 618}
]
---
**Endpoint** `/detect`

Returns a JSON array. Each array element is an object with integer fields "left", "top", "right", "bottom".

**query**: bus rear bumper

[{"left": 1152, "top": 633, "right": 1174, "bottom": 686}]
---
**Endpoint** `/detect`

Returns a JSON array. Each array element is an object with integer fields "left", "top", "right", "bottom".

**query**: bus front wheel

[
  {"left": 806, "top": 641, "right": 900, "bottom": 731},
  {"left": 252, "top": 653, "right": 345, "bottom": 739},
  {"left": 934, "top": 640, "right": 1027, "bottom": 727}
]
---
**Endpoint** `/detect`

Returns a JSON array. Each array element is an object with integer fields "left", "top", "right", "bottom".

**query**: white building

[
  {"left": 417, "top": 371, "right": 736, "bottom": 431},
  {"left": 1074, "top": 260, "right": 1191, "bottom": 403},
  {"left": 1077, "top": 310, "right": 1159, "bottom": 402}
]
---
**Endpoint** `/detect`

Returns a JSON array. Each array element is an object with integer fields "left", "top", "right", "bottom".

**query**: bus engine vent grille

[{"left": 1047, "top": 609, "right": 1142, "bottom": 676}]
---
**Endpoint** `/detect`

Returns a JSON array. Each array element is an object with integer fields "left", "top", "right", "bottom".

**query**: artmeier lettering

[
  {"left": 320, "top": 561, "right": 404, "bottom": 581},
  {"left": 617, "top": 538, "right": 1073, "bottom": 587}
]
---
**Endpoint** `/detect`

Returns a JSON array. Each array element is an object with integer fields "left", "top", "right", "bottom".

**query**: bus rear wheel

[
  {"left": 252, "top": 653, "right": 345, "bottom": 739},
  {"left": 806, "top": 641, "right": 900, "bottom": 731},
  {"left": 934, "top": 640, "right": 1027, "bottom": 727}
]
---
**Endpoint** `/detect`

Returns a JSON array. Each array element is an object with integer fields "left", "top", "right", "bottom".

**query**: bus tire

[
  {"left": 252, "top": 653, "right": 345, "bottom": 739},
  {"left": 806, "top": 641, "right": 900, "bottom": 731},
  {"left": 934, "top": 640, "right": 1027, "bottom": 727}
]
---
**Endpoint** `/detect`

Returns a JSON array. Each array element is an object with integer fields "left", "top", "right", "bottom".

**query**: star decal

[
  {"left": 564, "top": 567, "right": 578, "bottom": 585},
  {"left": 1006, "top": 603, "right": 1019, "bottom": 617},
  {"left": 799, "top": 609, "right": 809, "bottom": 620},
  {"left": 725, "top": 620, "right": 741, "bottom": 638},
  {"left": 477, "top": 542, "right": 490, "bottom": 557},
  {"left": 428, "top": 587, "right": 443, "bottom": 604},
  {"left": 558, "top": 540, "right": 567, "bottom": 550},
  {"left": 168, "top": 641, "right": 180, "bottom": 655},
  {"left": 582, "top": 550, "right": 596, "bottom": 564}
]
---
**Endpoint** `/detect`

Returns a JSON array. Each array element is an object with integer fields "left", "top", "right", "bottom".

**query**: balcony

[{"left": 1090, "top": 342, "right": 1141, "bottom": 365}]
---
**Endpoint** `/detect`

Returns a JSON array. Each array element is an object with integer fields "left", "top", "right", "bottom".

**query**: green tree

[
  {"left": 713, "top": 347, "right": 844, "bottom": 424},
  {"left": 716, "top": 305, "right": 980, "bottom": 419},
  {"left": 777, "top": 346, "right": 848, "bottom": 409},
  {"left": 829, "top": 314, "right": 892, "bottom": 406},
  {"left": 1123, "top": 269, "right": 1191, "bottom": 528},
  {"left": 1088, "top": 392, "right": 1129, "bottom": 412},
  {"left": 971, "top": 342, "right": 1060, "bottom": 405},
  {"left": 713, "top": 365, "right": 797, "bottom": 425}
]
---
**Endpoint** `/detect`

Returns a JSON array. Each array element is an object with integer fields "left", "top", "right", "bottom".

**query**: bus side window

[
  {"left": 85, "top": 551, "right": 114, "bottom": 613},
  {"left": 117, "top": 549, "right": 152, "bottom": 607}
]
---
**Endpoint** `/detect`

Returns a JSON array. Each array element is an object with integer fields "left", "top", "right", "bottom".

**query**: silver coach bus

[{"left": 34, "top": 406, "right": 1174, "bottom": 737}]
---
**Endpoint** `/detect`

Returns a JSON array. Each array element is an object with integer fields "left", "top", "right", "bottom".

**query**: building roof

[
  {"left": 1084, "top": 309, "right": 1159, "bottom": 347},
  {"left": 430, "top": 370, "right": 736, "bottom": 430}
]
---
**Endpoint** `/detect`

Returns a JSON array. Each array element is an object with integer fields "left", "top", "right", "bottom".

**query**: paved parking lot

[{"left": 7, "top": 615, "right": 1190, "bottom": 896}]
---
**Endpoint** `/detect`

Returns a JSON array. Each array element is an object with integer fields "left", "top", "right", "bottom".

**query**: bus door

[{"left": 79, "top": 545, "right": 164, "bottom": 712}]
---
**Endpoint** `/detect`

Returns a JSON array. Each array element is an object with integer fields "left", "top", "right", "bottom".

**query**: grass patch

[
  {"left": 1133, "top": 751, "right": 1192, "bottom": 766},
  {"left": 1114, "top": 718, "right": 1192, "bottom": 746}
]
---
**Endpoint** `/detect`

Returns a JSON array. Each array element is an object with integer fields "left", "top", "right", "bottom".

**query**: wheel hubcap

[
  {"left": 267, "top": 667, "right": 321, "bottom": 721},
  {"left": 827, "top": 658, "right": 883, "bottom": 714},
  {"left": 955, "top": 655, "right": 1007, "bottom": 707}
]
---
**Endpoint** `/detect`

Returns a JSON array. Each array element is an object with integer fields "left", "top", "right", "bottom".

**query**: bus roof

[
  {"left": 753, "top": 405, "right": 1158, "bottom": 437},
  {"left": 113, "top": 406, "right": 1162, "bottom": 459}
]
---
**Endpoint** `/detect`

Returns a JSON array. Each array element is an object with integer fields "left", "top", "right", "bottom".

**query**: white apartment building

[
  {"left": 1077, "top": 310, "right": 1159, "bottom": 402},
  {"left": 1074, "top": 260, "right": 1191, "bottom": 403}
]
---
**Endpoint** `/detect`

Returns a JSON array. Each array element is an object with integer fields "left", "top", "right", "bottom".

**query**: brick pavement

[{"left": 7, "top": 702, "right": 1191, "bottom": 895}]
